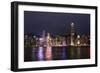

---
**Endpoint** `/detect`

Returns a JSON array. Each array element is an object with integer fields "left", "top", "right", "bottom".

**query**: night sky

[{"left": 24, "top": 11, "right": 90, "bottom": 36}]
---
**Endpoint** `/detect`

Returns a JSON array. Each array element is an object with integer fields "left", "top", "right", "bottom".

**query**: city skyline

[
  {"left": 24, "top": 11, "right": 90, "bottom": 62},
  {"left": 24, "top": 22, "right": 90, "bottom": 47}
]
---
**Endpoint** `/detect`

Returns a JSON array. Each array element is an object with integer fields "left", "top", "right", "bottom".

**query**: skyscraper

[{"left": 70, "top": 22, "right": 75, "bottom": 46}]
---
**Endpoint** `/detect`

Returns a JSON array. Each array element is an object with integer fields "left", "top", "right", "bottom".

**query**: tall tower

[
  {"left": 70, "top": 22, "right": 75, "bottom": 46},
  {"left": 42, "top": 30, "right": 46, "bottom": 47},
  {"left": 42, "top": 30, "right": 46, "bottom": 39}
]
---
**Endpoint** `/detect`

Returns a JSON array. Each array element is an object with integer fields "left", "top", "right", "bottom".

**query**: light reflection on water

[
  {"left": 24, "top": 46, "right": 90, "bottom": 62},
  {"left": 38, "top": 47, "right": 44, "bottom": 61}
]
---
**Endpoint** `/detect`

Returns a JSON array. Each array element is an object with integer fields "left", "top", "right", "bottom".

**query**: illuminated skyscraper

[
  {"left": 70, "top": 22, "right": 75, "bottom": 46},
  {"left": 42, "top": 30, "right": 46, "bottom": 40},
  {"left": 42, "top": 30, "right": 46, "bottom": 47},
  {"left": 77, "top": 35, "right": 80, "bottom": 45}
]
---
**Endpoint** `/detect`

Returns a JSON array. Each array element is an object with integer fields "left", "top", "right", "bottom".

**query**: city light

[{"left": 24, "top": 22, "right": 90, "bottom": 61}]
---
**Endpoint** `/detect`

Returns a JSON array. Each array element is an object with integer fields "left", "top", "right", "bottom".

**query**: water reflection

[
  {"left": 24, "top": 46, "right": 90, "bottom": 62},
  {"left": 38, "top": 47, "right": 44, "bottom": 61},
  {"left": 61, "top": 47, "right": 66, "bottom": 60},
  {"left": 45, "top": 46, "right": 52, "bottom": 60},
  {"left": 77, "top": 47, "right": 81, "bottom": 58}
]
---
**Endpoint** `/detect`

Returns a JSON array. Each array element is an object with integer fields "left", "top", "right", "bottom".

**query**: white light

[
  {"left": 71, "top": 22, "right": 74, "bottom": 26},
  {"left": 77, "top": 35, "right": 80, "bottom": 38}
]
